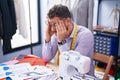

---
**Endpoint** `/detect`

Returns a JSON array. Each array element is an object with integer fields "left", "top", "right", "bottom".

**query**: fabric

[
  {"left": 18, "top": 55, "right": 47, "bottom": 66},
  {"left": 71, "top": 0, "right": 94, "bottom": 30},
  {"left": 13, "top": 0, "right": 28, "bottom": 39},
  {"left": 0, "top": 0, "right": 17, "bottom": 52},
  {"left": 42, "top": 24, "right": 95, "bottom": 76},
  {"left": 0, "top": 0, "right": 17, "bottom": 39},
  {"left": 61, "top": 0, "right": 72, "bottom": 10},
  {"left": 0, "top": 10, "right": 3, "bottom": 38},
  {"left": 62, "top": 0, "right": 78, "bottom": 11}
]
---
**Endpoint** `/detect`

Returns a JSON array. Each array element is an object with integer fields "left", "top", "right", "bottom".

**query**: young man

[{"left": 42, "top": 4, "right": 94, "bottom": 76}]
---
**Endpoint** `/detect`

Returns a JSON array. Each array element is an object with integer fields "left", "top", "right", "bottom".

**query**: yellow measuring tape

[
  {"left": 70, "top": 25, "right": 78, "bottom": 50},
  {"left": 56, "top": 25, "right": 78, "bottom": 65}
]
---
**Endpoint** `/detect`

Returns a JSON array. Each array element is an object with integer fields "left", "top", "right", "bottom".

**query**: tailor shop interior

[{"left": 0, "top": 0, "right": 120, "bottom": 80}]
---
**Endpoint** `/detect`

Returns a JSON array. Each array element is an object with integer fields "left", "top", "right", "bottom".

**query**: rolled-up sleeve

[{"left": 42, "top": 35, "right": 58, "bottom": 62}]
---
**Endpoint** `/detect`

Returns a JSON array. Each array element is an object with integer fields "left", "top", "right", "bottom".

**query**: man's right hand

[{"left": 45, "top": 24, "right": 54, "bottom": 42}]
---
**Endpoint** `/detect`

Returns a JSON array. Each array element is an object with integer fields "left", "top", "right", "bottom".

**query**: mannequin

[{"left": 109, "top": 3, "right": 120, "bottom": 29}]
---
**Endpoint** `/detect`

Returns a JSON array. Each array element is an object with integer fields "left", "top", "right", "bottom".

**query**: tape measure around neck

[
  {"left": 70, "top": 25, "right": 78, "bottom": 50},
  {"left": 56, "top": 25, "right": 78, "bottom": 65}
]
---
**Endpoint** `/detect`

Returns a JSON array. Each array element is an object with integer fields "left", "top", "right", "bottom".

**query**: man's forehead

[{"left": 48, "top": 17, "right": 60, "bottom": 22}]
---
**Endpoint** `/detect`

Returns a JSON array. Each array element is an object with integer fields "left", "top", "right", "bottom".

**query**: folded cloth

[{"left": 18, "top": 55, "right": 47, "bottom": 66}]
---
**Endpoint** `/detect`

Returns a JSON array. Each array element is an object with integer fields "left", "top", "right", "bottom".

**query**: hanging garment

[
  {"left": 61, "top": 0, "right": 71, "bottom": 10},
  {"left": 0, "top": 0, "right": 17, "bottom": 52},
  {"left": 61, "top": 0, "right": 77, "bottom": 10},
  {"left": 71, "top": 0, "right": 94, "bottom": 30},
  {"left": 47, "top": 0, "right": 62, "bottom": 10},
  {"left": 13, "top": 0, "right": 28, "bottom": 39},
  {"left": 0, "top": 10, "right": 3, "bottom": 38}
]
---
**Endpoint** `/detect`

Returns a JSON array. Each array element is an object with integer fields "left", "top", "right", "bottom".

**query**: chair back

[{"left": 93, "top": 53, "right": 114, "bottom": 80}]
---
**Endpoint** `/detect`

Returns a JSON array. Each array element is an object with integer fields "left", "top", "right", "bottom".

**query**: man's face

[{"left": 47, "top": 17, "right": 68, "bottom": 34}]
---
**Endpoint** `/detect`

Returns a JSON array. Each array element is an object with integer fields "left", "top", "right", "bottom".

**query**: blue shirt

[{"left": 42, "top": 24, "right": 95, "bottom": 76}]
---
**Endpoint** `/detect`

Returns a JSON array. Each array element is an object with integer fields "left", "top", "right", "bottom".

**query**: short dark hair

[{"left": 47, "top": 4, "right": 71, "bottom": 19}]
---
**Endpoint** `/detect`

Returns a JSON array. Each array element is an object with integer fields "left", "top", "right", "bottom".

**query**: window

[{"left": 2, "top": 0, "right": 41, "bottom": 54}]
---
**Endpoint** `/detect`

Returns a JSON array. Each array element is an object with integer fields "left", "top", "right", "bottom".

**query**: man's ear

[
  {"left": 66, "top": 18, "right": 71, "bottom": 23},
  {"left": 64, "top": 18, "right": 71, "bottom": 26}
]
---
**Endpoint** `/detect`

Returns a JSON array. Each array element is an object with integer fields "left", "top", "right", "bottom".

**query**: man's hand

[
  {"left": 45, "top": 23, "right": 54, "bottom": 42},
  {"left": 56, "top": 20, "right": 69, "bottom": 41}
]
